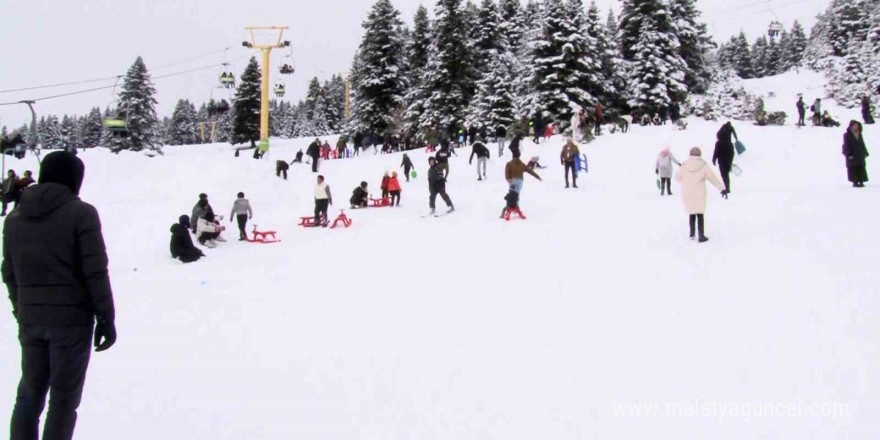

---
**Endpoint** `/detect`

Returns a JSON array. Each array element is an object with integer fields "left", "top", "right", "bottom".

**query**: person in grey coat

[
  {"left": 229, "top": 192, "right": 253, "bottom": 240},
  {"left": 655, "top": 148, "right": 682, "bottom": 196}
]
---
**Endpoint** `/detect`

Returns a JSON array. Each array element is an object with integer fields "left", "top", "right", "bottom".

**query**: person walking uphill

[
  {"left": 427, "top": 157, "right": 454, "bottom": 215},
  {"left": 561, "top": 137, "right": 580, "bottom": 188},
  {"left": 400, "top": 153, "right": 415, "bottom": 182},
  {"left": 2, "top": 151, "right": 117, "bottom": 440},
  {"left": 656, "top": 148, "right": 681, "bottom": 196},
  {"left": 677, "top": 147, "right": 728, "bottom": 243},
  {"left": 230, "top": 192, "right": 253, "bottom": 240},
  {"left": 842, "top": 120, "right": 870, "bottom": 188},
  {"left": 469, "top": 139, "right": 491, "bottom": 181},
  {"left": 713, "top": 121, "right": 738, "bottom": 193},
  {"left": 307, "top": 138, "right": 321, "bottom": 173}
]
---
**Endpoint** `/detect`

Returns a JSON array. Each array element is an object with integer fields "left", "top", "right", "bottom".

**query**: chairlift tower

[{"left": 242, "top": 26, "right": 290, "bottom": 154}]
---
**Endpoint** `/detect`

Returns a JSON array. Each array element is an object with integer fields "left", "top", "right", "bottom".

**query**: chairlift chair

[
  {"left": 274, "top": 84, "right": 286, "bottom": 97},
  {"left": 768, "top": 21, "right": 783, "bottom": 38}
]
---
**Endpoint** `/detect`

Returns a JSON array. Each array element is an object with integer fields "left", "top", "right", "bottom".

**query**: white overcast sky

[{"left": 0, "top": 0, "right": 831, "bottom": 127}]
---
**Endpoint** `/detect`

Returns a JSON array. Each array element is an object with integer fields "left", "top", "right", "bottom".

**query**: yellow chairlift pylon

[{"left": 242, "top": 26, "right": 290, "bottom": 154}]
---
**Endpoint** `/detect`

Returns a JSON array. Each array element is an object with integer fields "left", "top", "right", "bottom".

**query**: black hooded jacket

[
  {"left": 2, "top": 183, "right": 114, "bottom": 325},
  {"left": 170, "top": 217, "right": 203, "bottom": 263}
]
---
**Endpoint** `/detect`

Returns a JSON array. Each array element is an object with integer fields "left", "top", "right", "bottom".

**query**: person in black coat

[
  {"left": 427, "top": 157, "right": 454, "bottom": 214},
  {"left": 467, "top": 125, "right": 477, "bottom": 146},
  {"left": 170, "top": 215, "right": 204, "bottom": 263},
  {"left": 469, "top": 140, "right": 491, "bottom": 181},
  {"left": 508, "top": 133, "right": 524, "bottom": 157},
  {"left": 400, "top": 153, "right": 415, "bottom": 182},
  {"left": 532, "top": 114, "right": 543, "bottom": 144},
  {"left": 292, "top": 150, "right": 304, "bottom": 163},
  {"left": 670, "top": 102, "right": 681, "bottom": 123},
  {"left": 796, "top": 96, "right": 806, "bottom": 126},
  {"left": 306, "top": 139, "right": 321, "bottom": 172},
  {"left": 2, "top": 151, "right": 116, "bottom": 440},
  {"left": 862, "top": 96, "right": 875, "bottom": 125},
  {"left": 275, "top": 160, "right": 290, "bottom": 179},
  {"left": 842, "top": 120, "right": 870, "bottom": 187},
  {"left": 712, "top": 121, "right": 738, "bottom": 193},
  {"left": 350, "top": 182, "right": 369, "bottom": 208}
]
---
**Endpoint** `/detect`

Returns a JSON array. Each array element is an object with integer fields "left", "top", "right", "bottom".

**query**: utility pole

[{"left": 242, "top": 26, "right": 289, "bottom": 154}]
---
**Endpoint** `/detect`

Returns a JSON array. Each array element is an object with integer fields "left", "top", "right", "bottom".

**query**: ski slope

[{"left": 0, "top": 73, "right": 878, "bottom": 439}]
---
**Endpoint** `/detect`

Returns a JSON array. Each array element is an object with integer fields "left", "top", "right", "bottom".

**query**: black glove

[
  {"left": 721, "top": 190, "right": 729, "bottom": 199},
  {"left": 655, "top": 169, "right": 658, "bottom": 174},
  {"left": 94, "top": 315, "right": 117, "bottom": 352}
]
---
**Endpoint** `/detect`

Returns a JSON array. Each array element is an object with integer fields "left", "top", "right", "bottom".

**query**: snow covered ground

[{"left": 0, "top": 72, "right": 878, "bottom": 439}]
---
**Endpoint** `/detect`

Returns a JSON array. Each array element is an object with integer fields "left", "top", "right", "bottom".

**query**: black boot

[
  {"left": 697, "top": 214, "right": 708, "bottom": 242},
  {"left": 688, "top": 215, "right": 696, "bottom": 239}
]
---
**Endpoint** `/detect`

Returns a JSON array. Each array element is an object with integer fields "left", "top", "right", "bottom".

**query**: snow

[{"left": 0, "top": 72, "right": 878, "bottom": 439}]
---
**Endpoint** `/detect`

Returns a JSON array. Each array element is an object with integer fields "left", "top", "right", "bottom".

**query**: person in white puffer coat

[
  {"left": 655, "top": 147, "right": 681, "bottom": 196},
  {"left": 676, "top": 147, "right": 728, "bottom": 243},
  {"left": 196, "top": 211, "right": 225, "bottom": 248}
]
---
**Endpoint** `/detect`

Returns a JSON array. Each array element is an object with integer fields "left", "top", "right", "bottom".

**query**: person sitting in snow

[
  {"left": 170, "top": 215, "right": 204, "bottom": 263},
  {"left": 652, "top": 114, "right": 662, "bottom": 126},
  {"left": 196, "top": 211, "right": 224, "bottom": 248},
  {"left": 655, "top": 147, "right": 681, "bottom": 196},
  {"left": 527, "top": 156, "right": 546, "bottom": 170},
  {"left": 640, "top": 113, "right": 651, "bottom": 126},
  {"left": 821, "top": 111, "right": 841, "bottom": 127},
  {"left": 350, "top": 182, "right": 369, "bottom": 209},
  {"left": 190, "top": 194, "right": 213, "bottom": 234}
]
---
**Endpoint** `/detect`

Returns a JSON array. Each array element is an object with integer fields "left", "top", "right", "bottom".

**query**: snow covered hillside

[{"left": 0, "top": 82, "right": 878, "bottom": 438}]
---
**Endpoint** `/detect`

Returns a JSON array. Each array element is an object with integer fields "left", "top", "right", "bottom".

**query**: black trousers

[
  {"left": 404, "top": 167, "right": 411, "bottom": 182},
  {"left": 718, "top": 161, "right": 732, "bottom": 192},
  {"left": 389, "top": 190, "right": 401, "bottom": 206},
  {"left": 689, "top": 214, "right": 705, "bottom": 238},
  {"left": 11, "top": 325, "right": 93, "bottom": 440},
  {"left": 236, "top": 214, "right": 248, "bottom": 239},
  {"left": 594, "top": 120, "right": 601, "bottom": 135},
  {"left": 798, "top": 111, "right": 805, "bottom": 125},
  {"left": 660, "top": 177, "right": 672, "bottom": 194},
  {"left": 276, "top": 168, "right": 288, "bottom": 180},
  {"left": 429, "top": 184, "right": 452, "bottom": 209},
  {"left": 314, "top": 199, "right": 329, "bottom": 225},
  {"left": 310, "top": 156, "right": 319, "bottom": 173},
  {"left": 564, "top": 161, "right": 577, "bottom": 186},
  {"left": 198, "top": 231, "right": 220, "bottom": 244}
]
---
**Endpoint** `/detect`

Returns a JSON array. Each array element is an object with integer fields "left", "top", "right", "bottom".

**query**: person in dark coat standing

[
  {"left": 712, "top": 121, "right": 738, "bottom": 193},
  {"left": 495, "top": 125, "right": 507, "bottom": 157},
  {"left": 796, "top": 96, "right": 806, "bottom": 126},
  {"left": 400, "top": 153, "right": 415, "bottom": 182},
  {"left": 2, "top": 151, "right": 116, "bottom": 440},
  {"left": 862, "top": 96, "right": 875, "bottom": 125},
  {"left": 467, "top": 125, "right": 477, "bottom": 146},
  {"left": 842, "top": 120, "right": 869, "bottom": 187},
  {"left": 306, "top": 138, "right": 321, "bottom": 173},
  {"left": 170, "top": 215, "right": 204, "bottom": 263},
  {"left": 508, "top": 133, "right": 523, "bottom": 157},
  {"left": 427, "top": 157, "right": 454, "bottom": 215},
  {"left": 532, "top": 114, "right": 543, "bottom": 144}
]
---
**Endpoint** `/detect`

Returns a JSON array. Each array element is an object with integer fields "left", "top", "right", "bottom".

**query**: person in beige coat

[{"left": 676, "top": 147, "right": 728, "bottom": 243}]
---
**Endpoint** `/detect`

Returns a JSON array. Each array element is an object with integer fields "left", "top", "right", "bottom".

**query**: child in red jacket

[
  {"left": 380, "top": 172, "right": 390, "bottom": 199},
  {"left": 387, "top": 171, "right": 402, "bottom": 206}
]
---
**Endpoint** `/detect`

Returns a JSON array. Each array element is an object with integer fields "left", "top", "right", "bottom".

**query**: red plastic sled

[
  {"left": 247, "top": 225, "right": 280, "bottom": 243},
  {"left": 369, "top": 197, "right": 392, "bottom": 208},
  {"left": 501, "top": 207, "right": 526, "bottom": 221},
  {"left": 331, "top": 210, "right": 353, "bottom": 228}
]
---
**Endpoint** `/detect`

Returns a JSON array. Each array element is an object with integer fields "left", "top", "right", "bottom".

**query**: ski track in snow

[{"left": 0, "top": 71, "right": 878, "bottom": 439}]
